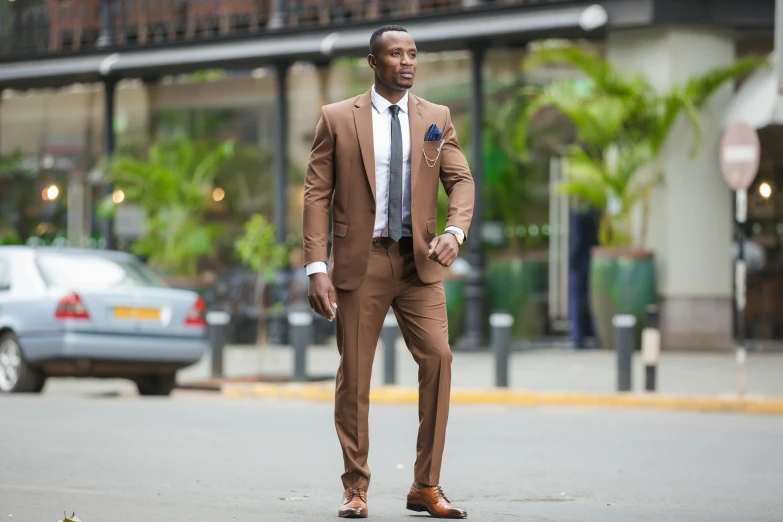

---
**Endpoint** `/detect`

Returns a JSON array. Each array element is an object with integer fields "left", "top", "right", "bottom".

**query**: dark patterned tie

[{"left": 388, "top": 105, "right": 403, "bottom": 242}]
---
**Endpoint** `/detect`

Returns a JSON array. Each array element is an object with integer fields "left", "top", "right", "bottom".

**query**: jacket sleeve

[
  {"left": 439, "top": 107, "right": 475, "bottom": 239},
  {"left": 303, "top": 107, "right": 336, "bottom": 266}
]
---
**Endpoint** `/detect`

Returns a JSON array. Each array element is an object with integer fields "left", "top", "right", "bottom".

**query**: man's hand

[
  {"left": 308, "top": 273, "right": 337, "bottom": 321},
  {"left": 427, "top": 234, "right": 459, "bottom": 267}
]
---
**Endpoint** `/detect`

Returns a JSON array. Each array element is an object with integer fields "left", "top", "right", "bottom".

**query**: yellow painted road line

[{"left": 221, "top": 383, "right": 783, "bottom": 415}]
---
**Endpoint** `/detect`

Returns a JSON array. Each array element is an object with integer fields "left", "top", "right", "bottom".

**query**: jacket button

[{"left": 370, "top": 207, "right": 376, "bottom": 215}]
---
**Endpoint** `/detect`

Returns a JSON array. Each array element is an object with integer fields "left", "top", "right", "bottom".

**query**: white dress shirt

[
  {"left": 370, "top": 85, "right": 413, "bottom": 238},
  {"left": 306, "top": 86, "right": 463, "bottom": 276}
]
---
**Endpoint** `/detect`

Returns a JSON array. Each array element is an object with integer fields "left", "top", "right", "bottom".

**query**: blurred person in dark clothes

[{"left": 568, "top": 208, "right": 598, "bottom": 349}]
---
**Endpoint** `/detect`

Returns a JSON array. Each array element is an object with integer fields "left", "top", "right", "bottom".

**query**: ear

[{"left": 367, "top": 54, "right": 376, "bottom": 71}]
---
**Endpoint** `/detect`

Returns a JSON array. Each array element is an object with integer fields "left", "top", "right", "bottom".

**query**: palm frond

[
  {"left": 0, "top": 152, "right": 23, "bottom": 177},
  {"left": 193, "top": 140, "right": 235, "bottom": 184},
  {"left": 516, "top": 81, "right": 586, "bottom": 157},
  {"left": 103, "top": 137, "right": 232, "bottom": 275},
  {"left": 654, "top": 56, "right": 767, "bottom": 156},
  {"left": 517, "top": 43, "right": 766, "bottom": 247},
  {"left": 579, "top": 96, "right": 633, "bottom": 150},
  {"left": 651, "top": 92, "right": 686, "bottom": 155},
  {"left": 518, "top": 82, "right": 632, "bottom": 158},
  {"left": 524, "top": 42, "right": 652, "bottom": 99},
  {"left": 556, "top": 179, "right": 607, "bottom": 210},
  {"left": 557, "top": 147, "right": 610, "bottom": 209},
  {"left": 614, "top": 142, "right": 654, "bottom": 190},
  {"left": 624, "top": 169, "right": 664, "bottom": 213},
  {"left": 685, "top": 55, "right": 768, "bottom": 109},
  {"left": 630, "top": 168, "right": 665, "bottom": 247}
]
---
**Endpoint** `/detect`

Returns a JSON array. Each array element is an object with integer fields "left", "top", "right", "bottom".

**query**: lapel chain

[{"left": 422, "top": 139, "right": 445, "bottom": 168}]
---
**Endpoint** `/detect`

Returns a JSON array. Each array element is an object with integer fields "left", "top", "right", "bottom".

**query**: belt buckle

[{"left": 372, "top": 238, "right": 380, "bottom": 247}]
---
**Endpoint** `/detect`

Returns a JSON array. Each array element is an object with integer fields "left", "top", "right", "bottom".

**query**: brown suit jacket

[{"left": 303, "top": 89, "right": 475, "bottom": 291}]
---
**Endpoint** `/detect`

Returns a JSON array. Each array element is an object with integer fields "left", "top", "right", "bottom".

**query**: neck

[{"left": 374, "top": 83, "right": 407, "bottom": 105}]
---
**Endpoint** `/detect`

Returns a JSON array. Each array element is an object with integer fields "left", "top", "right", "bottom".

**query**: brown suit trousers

[{"left": 335, "top": 237, "right": 451, "bottom": 490}]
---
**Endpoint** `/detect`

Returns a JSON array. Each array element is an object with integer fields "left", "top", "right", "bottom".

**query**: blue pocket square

[{"left": 425, "top": 124, "right": 443, "bottom": 142}]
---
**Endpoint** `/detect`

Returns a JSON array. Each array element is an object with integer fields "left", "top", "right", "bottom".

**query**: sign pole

[
  {"left": 720, "top": 120, "right": 760, "bottom": 398},
  {"left": 776, "top": 0, "right": 783, "bottom": 96},
  {"left": 735, "top": 189, "right": 747, "bottom": 397}
]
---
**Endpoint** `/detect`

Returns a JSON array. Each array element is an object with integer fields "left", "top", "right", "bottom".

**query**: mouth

[{"left": 399, "top": 71, "right": 414, "bottom": 79}]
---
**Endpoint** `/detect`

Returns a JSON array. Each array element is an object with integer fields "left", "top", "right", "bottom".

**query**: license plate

[{"left": 113, "top": 306, "right": 161, "bottom": 321}]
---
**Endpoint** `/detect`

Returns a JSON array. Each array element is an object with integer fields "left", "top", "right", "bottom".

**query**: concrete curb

[{"left": 221, "top": 383, "right": 783, "bottom": 415}]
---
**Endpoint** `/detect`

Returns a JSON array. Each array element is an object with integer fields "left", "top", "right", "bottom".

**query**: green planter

[
  {"left": 486, "top": 253, "right": 549, "bottom": 339},
  {"left": 442, "top": 277, "right": 465, "bottom": 345},
  {"left": 589, "top": 248, "right": 657, "bottom": 351}
]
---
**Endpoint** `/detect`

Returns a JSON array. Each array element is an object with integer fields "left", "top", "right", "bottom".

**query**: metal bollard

[
  {"left": 381, "top": 311, "right": 400, "bottom": 385},
  {"left": 490, "top": 312, "right": 514, "bottom": 388},
  {"left": 613, "top": 314, "right": 637, "bottom": 392},
  {"left": 641, "top": 305, "right": 660, "bottom": 392},
  {"left": 206, "top": 310, "right": 231, "bottom": 379},
  {"left": 288, "top": 310, "right": 313, "bottom": 383}
]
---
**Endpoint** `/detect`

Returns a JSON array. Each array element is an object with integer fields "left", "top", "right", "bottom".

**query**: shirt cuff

[
  {"left": 444, "top": 226, "right": 466, "bottom": 244},
  {"left": 306, "top": 262, "right": 328, "bottom": 276}
]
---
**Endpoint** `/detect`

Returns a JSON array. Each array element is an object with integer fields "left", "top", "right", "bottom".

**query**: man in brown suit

[{"left": 303, "top": 25, "right": 474, "bottom": 519}]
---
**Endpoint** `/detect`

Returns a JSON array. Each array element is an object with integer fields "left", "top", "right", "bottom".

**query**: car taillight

[
  {"left": 184, "top": 296, "right": 206, "bottom": 327},
  {"left": 55, "top": 292, "right": 90, "bottom": 320}
]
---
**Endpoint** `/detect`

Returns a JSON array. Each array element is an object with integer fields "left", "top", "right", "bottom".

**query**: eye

[
  {"left": 392, "top": 51, "right": 400, "bottom": 56},
  {"left": 410, "top": 53, "right": 417, "bottom": 59}
]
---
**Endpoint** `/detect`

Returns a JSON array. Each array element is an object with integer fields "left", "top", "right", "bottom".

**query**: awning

[
  {"left": 0, "top": 2, "right": 595, "bottom": 90},
  {"left": 723, "top": 53, "right": 783, "bottom": 130},
  {"left": 0, "top": 54, "right": 114, "bottom": 90}
]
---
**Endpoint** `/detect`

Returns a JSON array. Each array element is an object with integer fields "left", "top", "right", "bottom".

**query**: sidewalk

[{"left": 178, "top": 339, "right": 783, "bottom": 413}]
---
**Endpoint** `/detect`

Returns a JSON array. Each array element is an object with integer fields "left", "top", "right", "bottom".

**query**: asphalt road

[{"left": 2, "top": 381, "right": 782, "bottom": 521}]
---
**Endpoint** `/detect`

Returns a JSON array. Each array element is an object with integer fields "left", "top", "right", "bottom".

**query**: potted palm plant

[
  {"left": 467, "top": 112, "right": 550, "bottom": 339},
  {"left": 99, "top": 136, "right": 234, "bottom": 287},
  {"left": 1, "top": 151, "right": 45, "bottom": 244},
  {"left": 439, "top": 105, "right": 551, "bottom": 343},
  {"left": 0, "top": 152, "right": 21, "bottom": 172},
  {"left": 234, "top": 213, "right": 290, "bottom": 345},
  {"left": 436, "top": 116, "right": 534, "bottom": 343},
  {"left": 518, "top": 41, "right": 765, "bottom": 349}
]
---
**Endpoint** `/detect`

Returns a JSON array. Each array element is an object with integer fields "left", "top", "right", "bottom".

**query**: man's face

[{"left": 369, "top": 31, "right": 417, "bottom": 91}]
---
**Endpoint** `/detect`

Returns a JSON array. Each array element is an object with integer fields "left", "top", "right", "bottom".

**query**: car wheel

[
  {"left": 0, "top": 331, "right": 45, "bottom": 394},
  {"left": 135, "top": 374, "right": 176, "bottom": 396},
  {"left": 28, "top": 375, "right": 47, "bottom": 393}
]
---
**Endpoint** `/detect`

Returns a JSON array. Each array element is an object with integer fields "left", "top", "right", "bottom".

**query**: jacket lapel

[
  {"left": 353, "top": 90, "right": 376, "bottom": 203},
  {"left": 408, "top": 94, "right": 425, "bottom": 194}
]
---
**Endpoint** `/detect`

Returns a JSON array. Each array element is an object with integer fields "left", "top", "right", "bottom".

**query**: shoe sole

[
  {"left": 406, "top": 502, "right": 467, "bottom": 519},
  {"left": 338, "top": 513, "right": 368, "bottom": 518}
]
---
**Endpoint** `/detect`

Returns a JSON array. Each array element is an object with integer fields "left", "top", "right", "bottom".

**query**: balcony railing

[{"left": 0, "top": 0, "right": 576, "bottom": 61}]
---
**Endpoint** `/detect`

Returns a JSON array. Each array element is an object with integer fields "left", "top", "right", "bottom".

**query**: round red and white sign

[{"left": 720, "top": 121, "right": 761, "bottom": 191}]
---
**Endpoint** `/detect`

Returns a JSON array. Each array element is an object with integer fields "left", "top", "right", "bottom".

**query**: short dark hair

[{"left": 369, "top": 25, "right": 408, "bottom": 55}]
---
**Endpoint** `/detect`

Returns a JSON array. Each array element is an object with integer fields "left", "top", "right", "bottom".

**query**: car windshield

[{"left": 36, "top": 252, "right": 167, "bottom": 290}]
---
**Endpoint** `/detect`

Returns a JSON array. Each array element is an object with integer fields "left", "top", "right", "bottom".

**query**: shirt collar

[{"left": 371, "top": 84, "right": 408, "bottom": 115}]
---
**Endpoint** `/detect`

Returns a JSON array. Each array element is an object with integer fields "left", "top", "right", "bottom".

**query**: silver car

[{"left": 0, "top": 246, "right": 208, "bottom": 395}]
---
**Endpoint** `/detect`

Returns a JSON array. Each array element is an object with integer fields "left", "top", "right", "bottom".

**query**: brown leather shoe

[
  {"left": 338, "top": 488, "right": 368, "bottom": 518},
  {"left": 406, "top": 485, "right": 467, "bottom": 518}
]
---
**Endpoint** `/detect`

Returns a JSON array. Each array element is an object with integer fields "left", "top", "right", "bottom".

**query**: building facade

[{"left": 0, "top": 0, "right": 778, "bottom": 350}]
